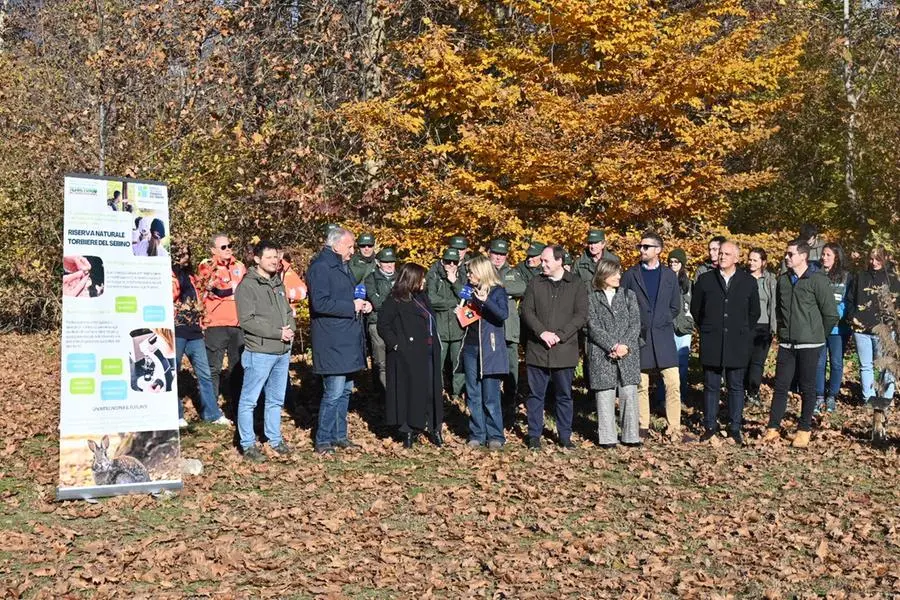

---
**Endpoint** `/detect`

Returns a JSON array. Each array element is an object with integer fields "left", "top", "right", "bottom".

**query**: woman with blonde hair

[{"left": 459, "top": 255, "right": 509, "bottom": 449}]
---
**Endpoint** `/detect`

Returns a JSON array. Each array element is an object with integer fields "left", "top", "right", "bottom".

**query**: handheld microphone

[
  {"left": 354, "top": 283, "right": 367, "bottom": 319},
  {"left": 458, "top": 284, "right": 474, "bottom": 307}
]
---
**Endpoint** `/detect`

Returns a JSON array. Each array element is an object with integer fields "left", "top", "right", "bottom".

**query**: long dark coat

[
  {"left": 620, "top": 264, "right": 681, "bottom": 370},
  {"left": 586, "top": 288, "right": 642, "bottom": 390},
  {"left": 307, "top": 248, "right": 366, "bottom": 375},
  {"left": 521, "top": 272, "right": 588, "bottom": 368},
  {"left": 377, "top": 293, "right": 444, "bottom": 429},
  {"left": 690, "top": 269, "right": 761, "bottom": 368}
]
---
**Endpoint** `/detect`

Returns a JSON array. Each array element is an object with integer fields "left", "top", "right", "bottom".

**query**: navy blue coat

[
  {"left": 621, "top": 263, "right": 680, "bottom": 370},
  {"left": 307, "top": 248, "right": 366, "bottom": 375},
  {"left": 463, "top": 285, "right": 509, "bottom": 377}
]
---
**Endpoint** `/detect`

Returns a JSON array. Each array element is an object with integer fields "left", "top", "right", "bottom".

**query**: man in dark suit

[
  {"left": 621, "top": 231, "right": 686, "bottom": 441},
  {"left": 690, "top": 240, "right": 760, "bottom": 445}
]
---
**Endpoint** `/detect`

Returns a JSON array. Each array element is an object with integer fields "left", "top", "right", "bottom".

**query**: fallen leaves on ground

[{"left": 1, "top": 333, "right": 899, "bottom": 598}]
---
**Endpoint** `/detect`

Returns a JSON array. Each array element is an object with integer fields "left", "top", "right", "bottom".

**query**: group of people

[{"left": 170, "top": 223, "right": 898, "bottom": 461}]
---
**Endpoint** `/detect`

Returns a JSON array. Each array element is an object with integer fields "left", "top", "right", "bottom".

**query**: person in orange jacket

[
  {"left": 172, "top": 241, "right": 231, "bottom": 427},
  {"left": 197, "top": 233, "right": 248, "bottom": 406},
  {"left": 279, "top": 250, "right": 308, "bottom": 316}
]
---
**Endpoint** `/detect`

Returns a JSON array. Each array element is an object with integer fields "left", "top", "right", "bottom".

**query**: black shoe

[
  {"left": 270, "top": 442, "right": 292, "bottom": 456},
  {"left": 242, "top": 445, "right": 266, "bottom": 463},
  {"left": 333, "top": 439, "right": 361, "bottom": 450},
  {"left": 638, "top": 428, "right": 650, "bottom": 440},
  {"left": 315, "top": 444, "right": 335, "bottom": 455},
  {"left": 526, "top": 437, "right": 541, "bottom": 450},
  {"left": 427, "top": 430, "right": 443, "bottom": 447},
  {"left": 560, "top": 439, "right": 576, "bottom": 450},
  {"left": 699, "top": 428, "right": 719, "bottom": 442},
  {"left": 728, "top": 430, "right": 744, "bottom": 446},
  {"left": 402, "top": 432, "right": 415, "bottom": 448},
  {"left": 599, "top": 442, "right": 618, "bottom": 449}
]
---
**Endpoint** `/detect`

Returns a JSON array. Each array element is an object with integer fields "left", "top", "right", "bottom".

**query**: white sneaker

[
  {"left": 178, "top": 418, "right": 189, "bottom": 428},
  {"left": 210, "top": 416, "right": 232, "bottom": 426}
]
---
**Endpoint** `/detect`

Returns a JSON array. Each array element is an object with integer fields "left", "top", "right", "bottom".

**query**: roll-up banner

[{"left": 58, "top": 174, "right": 182, "bottom": 500}]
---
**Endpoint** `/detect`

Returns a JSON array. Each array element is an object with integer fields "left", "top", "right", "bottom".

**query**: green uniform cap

[
  {"left": 586, "top": 229, "right": 606, "bottom": 243},
  {"left": 489, "top": 238, "right": 509, "bottom": 254},
  {"left": 448, "top": 235, "right": 469, "bottom": 250},
  {"left": 376, "top": 247, "right": 397, "bottom": 262},
  {"left": 525, "top": 241, "right": 546, "bottom": 257},
  {"left": 323, "top": 223, "right": 339, "bottom": 237},
  {"left": 442, "top": 248, "right": 461, "bottom": 262},
  {"left": 357, "top": 232, "right": 376, "bottom": 246}
]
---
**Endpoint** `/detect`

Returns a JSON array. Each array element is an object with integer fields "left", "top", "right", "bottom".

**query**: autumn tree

[{"left": 340, "top": 0, "right": 803, "bottom": 261}]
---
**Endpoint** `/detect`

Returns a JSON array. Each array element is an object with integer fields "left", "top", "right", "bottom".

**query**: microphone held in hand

[
  {"left": 459, "top": 284, "right": 475, "bottom": 305},
  {"left": 354, "top": 284, "right": 367, "bottom": 319}
]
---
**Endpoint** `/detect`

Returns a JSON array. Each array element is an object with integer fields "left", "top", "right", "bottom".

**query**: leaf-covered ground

[{"left": 1, "top": 332, "right": 899, "bottom": 598}]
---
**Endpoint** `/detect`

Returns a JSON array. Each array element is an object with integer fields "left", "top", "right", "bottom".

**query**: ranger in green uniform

[
  {"left": 574, "top": 229, "right": 620, "bottom": 289},
  {"left": 515, "top": 241, "right": 545, "bottom": 284},
  {"left": 363, "top": 247, "right": 397, "bottom": 394},
  {"left": 488, "top": 239, "right": 528, "bottom": 408},
  {"left": 349, "top": 232, "right": 377, "bottom": 284},
  {"left": 427, "top": 247, "right": 466, "bottom": 398}
]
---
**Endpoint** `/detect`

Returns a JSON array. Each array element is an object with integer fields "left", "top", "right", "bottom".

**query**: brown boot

[
  {"left": 761, "top": 428, "right": 781, "bottom": 443},
  {"left": 791, "top": 430, "right": 811, "bottom": 448}
]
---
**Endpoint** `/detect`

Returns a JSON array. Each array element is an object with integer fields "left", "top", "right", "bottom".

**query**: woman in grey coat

[{"left": 586, "top": 259, "right": 643, "bottom": 447}]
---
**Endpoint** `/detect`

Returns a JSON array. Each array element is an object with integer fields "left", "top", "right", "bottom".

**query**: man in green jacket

[
  {"left": 763, "top": 238, "right": 839, "bottom": 448},
  {"left": 235, "top": 239, "right": 296, "bottom": 462},
  {"left": 363, "top": 247, "right": 397, "bottom": 394},
  {"left": 574, "top": 229, "right": 620, "bottom": 289},
  {"left": 488, "top": 239, "right": 528, "bottom": 409},
  {"left": 427, "top": 247, "right": 466, "bottom": 398},
  {"left": 349, "top": 232, "right": 377, "bottom": 283},
  {"left": 515, "top": 241, "right": 545, "bottom": 284}
]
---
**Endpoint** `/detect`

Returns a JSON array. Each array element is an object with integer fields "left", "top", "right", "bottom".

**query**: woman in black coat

[{"left": 377, "top": 263, "right": 444, "bottom": 448}]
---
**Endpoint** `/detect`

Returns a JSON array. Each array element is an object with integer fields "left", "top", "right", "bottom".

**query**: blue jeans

[
  {"left": 462, "top": 344, "right": 504, "bottom": 444},
  {"left": 175, "top": 337, "right": 223, "bottom": 421},
  {"left": 854, "top": 332, "right": 895, "bottom": 402},
  {"left": 655, "top": 333, "right": 691, "bottom": 405},
  {"left": 237, "top": 350, "right": 289, "bottom": 450},
  {"left": 316, "top": 374, "right": 354, "bottom": 447},
  {"left": 816, "top": 332, "right": 849, "bottom": 399}
]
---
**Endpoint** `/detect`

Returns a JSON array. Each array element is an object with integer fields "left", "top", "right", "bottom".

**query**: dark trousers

[
  {"left": 526, "top": 365, "right": 574, "bottom": 442},
  {"left": 205, "top": 326, "right": 244, "bottom": 405},
  {"left": 745, "top": 324, "right": 772, "bottom": 396},
  {"left": 703, "top": 366, "right": 746, "bottom": 432},
  {"left": 503, "top": 342, "right": 519, "bottom": 403},
  {"left": 768, "top": 345, "right": 821, "bottom": 432}
]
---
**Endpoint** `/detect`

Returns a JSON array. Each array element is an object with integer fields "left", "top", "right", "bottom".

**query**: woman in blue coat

[{"left": 460, "top": 255, "right": 508, "bottom": 449}]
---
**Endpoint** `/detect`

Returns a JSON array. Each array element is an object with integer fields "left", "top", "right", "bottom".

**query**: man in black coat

[
  {"left": 620, "top": 231, "right": 685, "bottom": 441},
  {"left": 690, "top": 241, "right": 760, "bottom": 445}
]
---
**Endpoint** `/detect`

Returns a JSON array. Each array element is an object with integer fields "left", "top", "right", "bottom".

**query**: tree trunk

[
  {"left": 361, "top": 0, "right": 384, "bottom": 100},
  {"left": 842, "top": 0, "right": 867, "bottom": 236}
]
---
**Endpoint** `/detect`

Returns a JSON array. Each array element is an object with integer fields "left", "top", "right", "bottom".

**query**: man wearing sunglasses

[
  {"left": 426, "top": 246, "right": 468, "bottom": 400},
  {"left": 621, "top": 231, "right": 688, "bottom": 442},
  {"left": 349, "top": 232, "right": 378, "bottom": 284},
  {"left": 763, "top": 239, "right": 838, "bottom": 448},
  {"left": 198, "top": 233, "right": 248, "bottom": 408}
]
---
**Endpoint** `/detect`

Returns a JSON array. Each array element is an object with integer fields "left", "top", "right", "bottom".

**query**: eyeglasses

[
  {"left": 359, "top": 244, "right": 374, "bottom": 248},
  {"left": 442, "top": 260, "right": 459, "bottom": 265},
  {"left": 784, "top": 251, "right": 796, "bottom": 258},
  {"left": 637, "top": 244, "right": 660, "bottom": 251},
  {"left": 219, "top": 243, "right": 233, "bottom": 250}
]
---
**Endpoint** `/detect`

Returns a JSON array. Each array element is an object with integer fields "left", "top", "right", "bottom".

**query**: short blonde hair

[{"left": 467, "top": 255, "right": 503, "bottom": 292}]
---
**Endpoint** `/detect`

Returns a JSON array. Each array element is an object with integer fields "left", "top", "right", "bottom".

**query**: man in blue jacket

[
  {"left": 307, "top": 227, "right": 373, "bottom": 454},
  {"left": 621, "top": 231, "right": 687, "bottom": 442}
]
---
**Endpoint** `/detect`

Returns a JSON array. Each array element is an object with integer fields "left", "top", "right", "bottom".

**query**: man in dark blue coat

[
  {"left": 621, "top": 231, "right": 686, "bottom": 441},
  {"left": 307, "top": 227, "right": 373, "bottom": 454}
]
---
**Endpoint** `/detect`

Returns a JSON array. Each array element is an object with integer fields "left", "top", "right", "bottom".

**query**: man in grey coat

[{"left": 235, "top": 240, "right": 296, "bottom": 462}]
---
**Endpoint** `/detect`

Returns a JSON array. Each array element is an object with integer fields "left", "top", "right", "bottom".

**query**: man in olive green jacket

[
  {"left": 573, "top": 229, "right": 620, "bottom": 289},
  {"left": 489, "top": 239, "right": 528, "bottom": 407},
  {"left": 763, "top": 238, "right": 838, "bottom": 448},
  {"left": 427, "top": 247, "right": 467, "bottom": 398},
  {"left": 363, "top": 247, "right": 397, "bottom": 393},
  {"left": 235, "top": 240, "right": 296, "bottom": 462},
  {"left": 349, "top": 232, "right": 377, "bottom": 283}
]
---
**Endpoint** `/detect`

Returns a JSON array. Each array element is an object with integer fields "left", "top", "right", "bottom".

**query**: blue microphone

[
  {"left": 354, "top": 283, "right": 366, "bottom": 319},
  {"left": 459, "top": 284, "right": 474, "bottom": 301}
]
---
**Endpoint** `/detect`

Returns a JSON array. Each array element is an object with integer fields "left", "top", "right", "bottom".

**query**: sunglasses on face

[
  {"left": 359, "top": 244, "right": 374, "bottom": 248},
  {"left": 784, "top": 251, "right": 796, "bottom": 258},
  {"left": 443, "top": 260, "right": 459, "bottom": 265},
  {"left": 637, "top": 244, "right": 659, "bottom": 251},
  {"left": 219, "top": 243, "right": 232, "bottom": 250}
]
